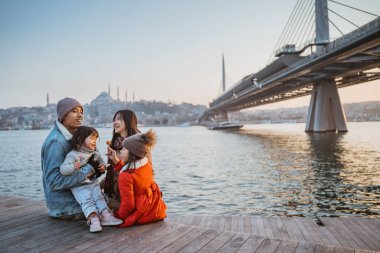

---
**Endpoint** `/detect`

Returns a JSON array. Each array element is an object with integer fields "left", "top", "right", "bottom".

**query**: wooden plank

[
  {"left": 99, "top": 222, "right": 191, "bottom": 253},
  {"left": 333, "top": 218, "right": 371, "bottom": 250},
  {"left": 48, "top": 225, "right": 144, "bottom": 253},
  {"left": 294, "top": 217, "right": 320, "bottom": 244},
  {"left": 205, "top": 215, "right": 214, "bottom": 229},
  {"left": 199, "top": 215, "right": 208, "bottom": 227},
  {"left": 254, "top": 238, "right": 281, "bottom": 253},
  {"left": 164, "top": 215, "right": 176, "bottom": 223},
  {"left": 274, "top": 216, "right": 291, "bottom": 240},
  {"left": 181, "top": 214, "right": 192, "bottom": 225},
  {"left": 340, "top": 218, "right": 380, "bottom": 251},
  {"left": 262, "top": 217, "right": 275, "bottom": 238},
  {"left": 243, "top": 216, "right": 252, "bottom": 234},
  {"left": 237, "top": 216, "right": 245, "bottom": 233},
  {"left": 158, "top": 226, "right": 209, "bottom": 253},
  {"left": 268, "top": 217, "right": 282, "bottom": 239},
  {"left": 314, "top": 244, "right": 334, "bottom": 253},
  {"left": 197, "top": 231, "right": 235, "bottom": 253},
  {"left": 1, "top": 220, "right": 78, "bottom": 252},
  {"left": 0, "top": 195, "right": 43, "bottom": 209},
  {"left": 282, "top": 217, "right": 306, "bottom": 242},
  {"left": 306, "top": 218, "right": 341, "bottom": 247},
  {"left": 354, "top": 249, "right": 376, "bottom": 253},
  {"left": 8, "top": 221, "right": 88, "bottom": 252},
  {"left": 256, "top": 216, "right": 267, "bottom": 237},
  {"left": 193, "top": 215, "right": 202, "bottom": 226},
  {"left": 176, "top": 229, "right": 220, "bottom": 253},
  {"left": 177, "top": 215, "right": 187, "bottom": 225},
  {"left": 321, "top": 217, "right": 358, "bottom": 249},
  {"left": 231, "top": 216, "right": 239, "bottom": 232},
  {"left": 186, "top": 215, "right": 196, "bottom": 226},
  {"left": 82, "top": 222, "right": 174, "bottom": 253},
  {"left": 0, "top": 213, "right": 48, "bottom": 235},
  {"left": 0, "top": 217, "right": 70, "bottom": 250},
  {"left": 236, "top": 234, "right": 265, "bottom": 253},
  {"left": 217, "top": 216, "right": 226, "bottom": 231},
  {"left": 334, "top": 246, "right": 354, "bottom": 253},
  {"left": 251, "top": 216, "right": 261, "bottom": 235},
  {"left": 274, "top": 240, "right": 298, "bottom": 253},
  {"left": 294, "top": 241, "right": 316, "bottom": 253},
  {"left": 348, "top": 218, "right": 380, "bottom": 250},
  {"left": 210, "top": 216, "right": 220, "bottom": 230},
  {"left": 138, "top": 225, "right": 198, "bottom": 253},
  {"left": 217, "top": 233, "right": 250, "bottom": 253},
  {"left": 0, "top": 205, "right": 44, "bottom": 222},
  {"left": 223, "top": 216, "right": 232, "bottom": 232}
]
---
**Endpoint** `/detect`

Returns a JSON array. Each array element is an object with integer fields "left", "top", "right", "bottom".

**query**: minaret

[
  {"left": 46, "top": 93, "right": 49, "bottom": 106},
  {"left": 117, "top": 86, "right": 120, "bottom": 102},
  {"left": 133, "top": 92, "right": 135, "bottom": 103},
  {"left": 108, "top": 83, "right": 111, "bottom": 96},
  {"left": 125, "top": 90, "right": 128, "bottom": 103}
]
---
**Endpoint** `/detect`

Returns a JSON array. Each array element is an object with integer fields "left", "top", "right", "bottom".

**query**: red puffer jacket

[{"left": 114, "top": 158, "right": 167, "bottom": 227}]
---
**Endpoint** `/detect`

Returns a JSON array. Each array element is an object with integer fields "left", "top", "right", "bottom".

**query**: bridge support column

[{"left": 305, "top": 80, "right": 348, "bottom": 132}]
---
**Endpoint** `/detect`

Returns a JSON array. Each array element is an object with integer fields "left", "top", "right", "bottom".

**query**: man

[{"left": 41, "top": 97, "right": 95, "bottom": 219}]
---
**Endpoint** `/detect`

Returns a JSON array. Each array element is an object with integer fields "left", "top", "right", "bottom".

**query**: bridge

[{"left": 199, "top": 0, "right": 380, "bottom": 132}]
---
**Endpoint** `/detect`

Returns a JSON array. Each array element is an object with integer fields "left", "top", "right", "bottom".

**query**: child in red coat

[{"left": 106, "top": 129, "right": 166, "bottom": 227}]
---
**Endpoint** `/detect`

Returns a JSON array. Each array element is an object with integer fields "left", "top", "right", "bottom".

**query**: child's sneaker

[
  {"left": 88, "top": 214, "right": 102, "bottom": 233},
  {"left": 101, "top": 209, "right": 123, "bottom": 226}
]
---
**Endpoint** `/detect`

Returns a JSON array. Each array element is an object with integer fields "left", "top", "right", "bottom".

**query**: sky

[{"left": 0, "top": 0, "right": 379, "bottom": 110}]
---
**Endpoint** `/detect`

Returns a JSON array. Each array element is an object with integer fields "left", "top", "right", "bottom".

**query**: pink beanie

[{"left": 57, "top": 97, "right": 83, "bottom": 122}]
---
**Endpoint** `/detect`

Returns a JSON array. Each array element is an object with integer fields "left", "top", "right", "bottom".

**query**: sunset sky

[{"left": 1, "top": 0, "right": 379, "bottom": 110}]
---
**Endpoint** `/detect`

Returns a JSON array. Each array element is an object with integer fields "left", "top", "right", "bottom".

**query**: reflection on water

[
  {"left": 0, "top": 122, "right": 379, "bottom": 217},
  {"left": 307, "top": 132, "right": 380, "bottom": 216}
]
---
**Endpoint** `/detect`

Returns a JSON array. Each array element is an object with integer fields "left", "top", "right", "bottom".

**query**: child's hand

[
  {"left": 107, "top": 146, "right": 119, "bottom": 164},
  {"left": 98, "top": 164, "right": 106, "bottom": 173},
  {"left": 74, "top": 159, "right": 81, "bottom": 170}
]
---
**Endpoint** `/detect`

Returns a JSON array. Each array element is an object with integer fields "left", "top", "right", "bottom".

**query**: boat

[{"left": 208, "top": 121, "right": 243, "bottom": 130}]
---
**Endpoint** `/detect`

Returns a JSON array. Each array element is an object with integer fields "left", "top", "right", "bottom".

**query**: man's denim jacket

[{"left": 41, "top": 121, "right": 94, "bottom": 217}]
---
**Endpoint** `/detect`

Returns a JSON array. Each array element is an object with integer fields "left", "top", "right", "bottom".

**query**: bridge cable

[
  {"left": 328, "top": 0, "right": 379, "bottom": 17},
  {"left": 294, "top": 0, "right": 315, "bottom": 48},
  {"left": 327, "top": 8, "right": 359, "bottom": 28},
  {"left": 328, "top": 8, "right": 359, "bottom": 28},
  {"left": 290, "top": 0, "right": 314, "bottom": 47},
  {"left": 328, "top": 17, "right": 344, "bottom": 36},
  {"left": 283, "top": 0, "right": 310, "bottom": 48},
  {"left": 305, "top": 18, "right": 316, "bottom": 53},
  {"left": 267, "top": 0, "right": 304, "bottom": 64}
]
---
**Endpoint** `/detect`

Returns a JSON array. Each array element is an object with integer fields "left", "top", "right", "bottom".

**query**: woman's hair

[
  {"left": 125, "top": 130, "right": 156, "bottom": 173},
  {"left": 104, "top": 109, "right": 140, "bottom": 196},
  {"left": 110, "top": 109, "right": 140, "bottom": 150},
  {"left": 70, "top": 126, "right": 98, "bottom": 150}
]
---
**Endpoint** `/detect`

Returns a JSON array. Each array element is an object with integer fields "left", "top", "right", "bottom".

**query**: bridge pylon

[{"left": 305, "top": 80, "right": 348, "bottom": 132}]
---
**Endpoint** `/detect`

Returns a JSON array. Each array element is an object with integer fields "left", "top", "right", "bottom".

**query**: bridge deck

[{"left": 1, "top": 195, "right": 379, "bottom": 253}]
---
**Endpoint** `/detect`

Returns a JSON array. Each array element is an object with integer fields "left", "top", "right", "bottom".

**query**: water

[{"left": 0, "top": 122, "right": 379, "bottom": 217}]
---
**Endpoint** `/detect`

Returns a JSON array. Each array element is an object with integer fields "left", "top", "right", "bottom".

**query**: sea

[{"left": 0, "top": 122, "right": 379, "bottom": 218}]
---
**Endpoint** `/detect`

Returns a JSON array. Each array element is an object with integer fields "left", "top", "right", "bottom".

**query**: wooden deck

[{"left": 1, "top": 195, "right": 379, "bottom": 253}]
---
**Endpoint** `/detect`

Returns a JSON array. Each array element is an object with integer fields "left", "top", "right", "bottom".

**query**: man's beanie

[
  {"left": 122, "top": 134, "right": 148, "bottom": 159},
  {"left": 57, "top": 97, "right": 83, "bottom": 122}
]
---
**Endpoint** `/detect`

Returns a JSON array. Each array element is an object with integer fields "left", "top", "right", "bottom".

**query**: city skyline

[{"left": 1, "top": 0, "right": 379, "bottom": 110}]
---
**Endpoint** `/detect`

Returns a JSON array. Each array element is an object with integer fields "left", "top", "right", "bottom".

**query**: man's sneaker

[
  {"left": 101, "top": 209, "right": 123, "bottom": 226},
  {"left": 88, "top": 215, "right": 102, "bottom": 233}
]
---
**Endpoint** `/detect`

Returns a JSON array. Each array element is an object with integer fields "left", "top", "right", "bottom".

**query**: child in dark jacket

[{"left": 107, "top": 129, "right": 167, "bottom": 227}]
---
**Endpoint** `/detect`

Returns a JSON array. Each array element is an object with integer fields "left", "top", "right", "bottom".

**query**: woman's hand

[{"left": 107, "top": 146, "right": 120, "bottom": 164}]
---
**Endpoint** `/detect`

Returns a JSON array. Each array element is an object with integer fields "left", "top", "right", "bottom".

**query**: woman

[{"left": 104, "top": 109, "right": 140, "bottom": 209}]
